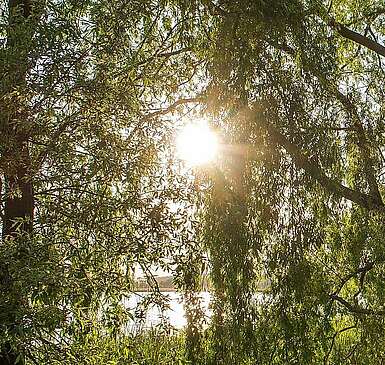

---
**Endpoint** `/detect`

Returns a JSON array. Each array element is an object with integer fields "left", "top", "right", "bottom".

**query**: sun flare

[{"left": 176, "top": 120, "right": 218, "bottom": 166}]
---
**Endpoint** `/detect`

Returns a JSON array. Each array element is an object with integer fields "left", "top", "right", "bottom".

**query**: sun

[{"left": 176, "top": 119, "right": 218, "bottom": 166}]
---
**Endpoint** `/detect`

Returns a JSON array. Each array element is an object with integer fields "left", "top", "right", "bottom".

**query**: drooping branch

[
  {"left": 329, "top": 18, "right": 385, "bottom": 58},
  {"left": 331, "top": 88, "right": 383, "bottom": 205},
  {"left": 346, "top": 7, "right": 385, "bottom": 26},
  {"left": 330, "top": 293, "right": 385, "bottom": 316},
  {"left": 324, "top": 324, "right": 357, "bottom": 365},
  {"left": 275, "top": 42, "right": 383, "bottom": 207},
  {"left": 146, "top": 95, "right": 385, "bottom": 212},
  {"left": 252, "top": 106, "right": 385, "bottom": 212},
  {"left": 333, "top": 262, "right": 375, "bottom": 296}
]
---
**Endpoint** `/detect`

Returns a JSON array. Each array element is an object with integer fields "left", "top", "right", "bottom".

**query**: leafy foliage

[{"left": 1, "top": 0, "right": 385, "bottom": 364}]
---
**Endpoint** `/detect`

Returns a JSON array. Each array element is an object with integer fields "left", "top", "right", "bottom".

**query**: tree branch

[
  {"left": 142, "top": 97, "right": 204, "bottom": 120},
  {"left": 327, "top": 82, "right": 383, "bottom": 204},
  {"left": 253, "top": 106, "right": 385, "bottom": 212},
  {"left": 330, "top": 293, "right": 385, "bottom": 315},
  {"left": 333, "top": 262, "right": 374, "bottom": 296},
  {"left": 34, "top": 117, "right": 82, "bottom": 171},
  {"left": 275, "top": 42, "right": 383, "bottom": 206},
  {"left": 138, "top": 94, "right": 385, "bottom": 212},
  {"left": 324, "top": 324, "right": 356, "bottom": 365},
  {"left": 329, "top": 18, "right": 385, "bottom": 58}
]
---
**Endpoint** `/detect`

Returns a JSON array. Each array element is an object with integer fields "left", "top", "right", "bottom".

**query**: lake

[
  {"left": 124, "top": 291, "right": 267, "bottom": 333},
  {"left": 124, "top": 292, "right": 212, "bottom": 332}
]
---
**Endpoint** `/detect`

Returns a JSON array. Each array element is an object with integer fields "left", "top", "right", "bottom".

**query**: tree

[
  {"left": 1, "top": 0, "right": 206, "bottom": 363},
  {"left": 2, "top": 0, "right": 385, "bottom": 364},
  {"left": 195, "top": 0, "right": 385, "bottom": 363}
]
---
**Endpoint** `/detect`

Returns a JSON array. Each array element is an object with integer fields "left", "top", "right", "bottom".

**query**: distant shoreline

[
  {"left": 135, "top": 288, "right": 177, "bottom": 292},
  {"left": 134, "top": 275, "right": 270, "bottom": 293}
]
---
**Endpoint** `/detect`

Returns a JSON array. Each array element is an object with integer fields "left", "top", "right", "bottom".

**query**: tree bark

[
  {"left": 3, "top": 139, "right": 34, "bottom": 239},
  {"left": 0, "top": 1, "right": 37, "bottom": 363},
  {"left": 330, "top": 19, "right": 385, "bottom": 58}
]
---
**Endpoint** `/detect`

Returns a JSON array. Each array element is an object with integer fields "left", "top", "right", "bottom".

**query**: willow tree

[
  {"left": 2, "top": 0, "right": 385, "bottom": 364},
  {"left": 0, "top": 0, "right": 207, "bottom": 363},
  {"left": 193, "top": 0, "right": 385, "bottom": 364}
]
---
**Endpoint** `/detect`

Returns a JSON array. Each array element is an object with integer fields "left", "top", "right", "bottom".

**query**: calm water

[{"left": 124, "top": 292, "right": 212, "bottom": 332}]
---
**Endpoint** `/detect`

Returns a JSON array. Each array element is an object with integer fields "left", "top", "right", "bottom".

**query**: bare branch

[
  {"left": 324, "top": 324, "right": 356, "bottom": 365},
  {"left": 329, "top": 18, "right": 385, "bottom": 58},
  {"left": 333, "top": 262, "right": 375, "bottom": 296},
  {"left": 330, "top": 293, "right": 385, "bottom": 315}
]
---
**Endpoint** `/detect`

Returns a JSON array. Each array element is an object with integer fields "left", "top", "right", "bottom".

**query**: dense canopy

[{"left": 1, "top": 0, "right": 385, "bottom": 364}]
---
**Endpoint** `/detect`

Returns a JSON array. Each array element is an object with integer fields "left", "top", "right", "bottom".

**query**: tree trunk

[
  {"left": 0, "top": 1, "right": 37, "bottom": 363},
  {"left": 3, "top": 140, "right": 34, "bottom": 239},
  {"left": 0, "top": 137, "right": 33, "bottom": 364}
]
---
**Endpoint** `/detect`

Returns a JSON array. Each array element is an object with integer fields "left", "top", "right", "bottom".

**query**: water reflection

[{"left": 124, "top": 292, "right": 212, "bottom": 332}]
